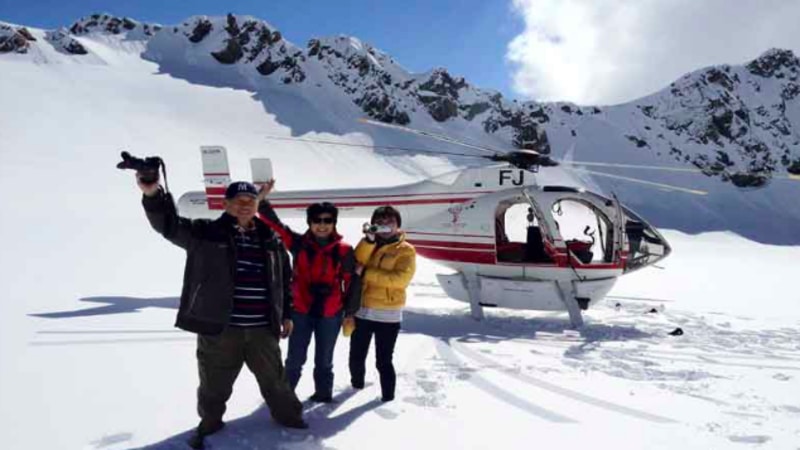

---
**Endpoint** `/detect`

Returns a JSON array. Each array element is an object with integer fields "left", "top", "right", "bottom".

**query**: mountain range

[{"left": 2, "top": 13, "right": 799, "bottom": 243}]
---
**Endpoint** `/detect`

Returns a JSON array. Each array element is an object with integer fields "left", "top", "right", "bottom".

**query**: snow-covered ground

[
  {"left": 2, "top": 21, "right": 799, "bottom": 450},
  {"left": 3, "top": 224, "right": 800, "bottom": 450}
]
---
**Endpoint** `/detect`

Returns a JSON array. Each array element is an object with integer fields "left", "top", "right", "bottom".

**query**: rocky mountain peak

[
  {"left": 0, "top": 23, "right": 37, "bottom": 54},
  {"left": 69, "top": 13, "right": 161, "bottom": 37},
  {"left": 418, "top": 68, "right": 467, "bottom": 98},
  {"left": 165, "top": 14, "right": 305, "bottom": 83},
  {"left": 608, "top": 49, "right": 800, "bottom": 187},
  {"left": 746, "top": 48, "right": 799, "bottom": 79},
  {"left": 45, "top": 29, "right": 88, "bottom": 55}
]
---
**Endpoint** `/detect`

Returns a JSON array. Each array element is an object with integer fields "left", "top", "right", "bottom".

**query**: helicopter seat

[
  {"left": 524, "top": 226, "right": 553, "bottom": 263},
  {"left": 566, "top": 240, "right": 593, "bottom": 264},
  {"left": 497, "top": 242, "right": 525, "bottom": 263}
]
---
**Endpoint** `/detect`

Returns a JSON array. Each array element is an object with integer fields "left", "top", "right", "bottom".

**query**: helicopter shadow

[
  {"left": 29, "top": 298, "right": 651, "bottom": 347},
  {"left": 134, "top": 388, "right": 382, "bottom": 450},
  {"left": 28, "top": 296, "right": 179, "bottom": 319},
  {"left": 401, "top": 307, "right": 653, "bottom": 347}
]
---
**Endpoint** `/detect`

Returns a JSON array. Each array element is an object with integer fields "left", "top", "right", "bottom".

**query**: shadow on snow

[{"left": 135, "top": 388, "right": 382, "bottom": 450}]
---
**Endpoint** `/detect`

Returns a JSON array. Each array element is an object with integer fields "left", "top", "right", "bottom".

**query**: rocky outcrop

[
  {"left": 483, "top": 108, "right": 551, "bottom": 154},
  {"left": 622, "top": 50, "right": 800, "bottom": 184},
  {"left": 45, "top": 29, "right": 88, "bottom": 55},
  {"left": 178, "top": 14, "right": 304, "bottom": 82},
  {"left": 17, "top": 27, "right": 36, "bottom": 41},
  {"left": 188, "top": 19, "right": 212, "bottom": 43},
  {"left": 69, "top": 14, "right": 160, "bottom": 37},
  {"left": 416, "top": 69, "right": 466, "bottom": 122},
  {"left": 310, "top": 36, "right": 413, "bottom": 124},
  {"left": 746, "top": 49, "right": 799, "bottom": 79},
  {"left": 0, "top": 25, "right": 35, "bottom": 53}
]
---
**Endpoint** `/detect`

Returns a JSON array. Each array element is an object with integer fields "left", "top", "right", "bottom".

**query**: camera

[
  {"left": 309, "top": 283, "right": 333, "bottom": 300},
  {"left": 362, "top": 223, "right": 392, "bottom": 234},
  {"left": 117, "top": 151, "right": 164, "bottom": 185},
  {"left": 308, "top": 283, "right": 334, "bottom": 317}
]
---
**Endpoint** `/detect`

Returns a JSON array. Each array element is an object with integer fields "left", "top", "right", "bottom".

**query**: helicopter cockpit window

[
  {"left": 620, "top": 207, "right": 671, "bottom": 272},
  {"left": 495, "top": 202, "right": 552, "bottom": 264},
  {"left": 550, "top": 199, "right": 613, "bottom": 264}
]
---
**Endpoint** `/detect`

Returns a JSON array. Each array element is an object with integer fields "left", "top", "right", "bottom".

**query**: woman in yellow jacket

[{"left": 346, "top": 205, "right": 416, "bottom": 402}]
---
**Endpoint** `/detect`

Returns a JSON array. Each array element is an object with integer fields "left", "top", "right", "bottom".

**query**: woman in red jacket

[{"left": 257, "top": 180, "right": 358, "bottom": 402}]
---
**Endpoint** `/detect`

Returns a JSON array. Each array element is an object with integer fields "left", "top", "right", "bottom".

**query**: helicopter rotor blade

[
  {"left": 263, "top": 135, "right": 489, "bottom": 159},
  {"left": 358, "top": 118, "right": 510, "bottom": 156},
  {"left": 564, "top": 161, "right": 705, "bottom": 174},
  {"left": 566, "top": 160, "right": 800, "bottom": 182},
  {"left": 570, "top": 168, "right": 708, "bottom": 195}
]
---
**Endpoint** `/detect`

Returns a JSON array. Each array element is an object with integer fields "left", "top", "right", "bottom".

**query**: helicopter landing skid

[
  {"left": 437, "top": 273, "right": 599, "bottom": 329},
  {"left": 555, "top": 280, "right": 584, "bottom": 329},
  {"left": 462, "top": 271, "right": 485, "bottom": 321}
]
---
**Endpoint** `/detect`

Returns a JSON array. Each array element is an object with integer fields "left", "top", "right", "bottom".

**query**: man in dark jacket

[{"left": 138, "top": 176, "right": 307, "bottom": 448}]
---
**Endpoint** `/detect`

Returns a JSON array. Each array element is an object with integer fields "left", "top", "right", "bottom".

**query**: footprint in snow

[
  {"left": 728, "top": 435, "right": 771, "bottom": 444},
  {"left": 375, "top": 407, "right": 399, "bottom": 420}
]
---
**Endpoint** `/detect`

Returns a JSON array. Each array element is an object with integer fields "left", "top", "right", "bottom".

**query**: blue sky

[{"left": 0, "top": 0, "right": 525, "bottom": 98}]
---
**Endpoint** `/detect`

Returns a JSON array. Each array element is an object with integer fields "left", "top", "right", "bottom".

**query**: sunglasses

[{"left": 311, "top": 217, "right": 335, "bottom": 224}]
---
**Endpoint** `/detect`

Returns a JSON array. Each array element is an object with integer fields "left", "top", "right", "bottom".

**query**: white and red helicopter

[{"left": 177, "top": 121, "right": 710, "bottom": 328}]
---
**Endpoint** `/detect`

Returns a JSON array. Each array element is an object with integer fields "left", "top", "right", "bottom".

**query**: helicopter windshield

[{"left": 619, "top": 206, "right": 671, "bottom": 272}]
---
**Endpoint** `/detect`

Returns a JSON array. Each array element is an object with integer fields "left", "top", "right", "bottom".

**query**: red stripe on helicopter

[
  {"left": 271, "top": 197, "right": 474, "bottom": 208},
  {"left": 203, "top": 172, "right": 230, "bottom": 177},
  {"left": 273, "top": 191, "right": 496, "bottom": 201},
  {"left": 406, "top": 231, "right": 494, "bottom": 239},
  {"left": 407, "top": 239, "right": 495, "bottom": 250},
  {"left": 414, "top": 247, "right": 496, "bottom": 264},
  {"left": 574, "top": 263, "right": 624, "bottom": 270},
  {"left": 412, "top": 246, "right": 625, "bottom": 269},
  {"left": 205, "top": 187, "right": 227, "bottom": 195},
  {"left": 208, "top": 198, "right": 225, "bottom": 209}
]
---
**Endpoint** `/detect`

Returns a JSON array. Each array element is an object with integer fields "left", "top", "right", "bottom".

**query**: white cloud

[{"left": 507, "top": 0, "right": 800, "bottom": 106}]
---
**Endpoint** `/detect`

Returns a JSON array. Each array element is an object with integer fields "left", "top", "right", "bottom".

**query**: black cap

[{"left": 225, "top": 181, "right": 258, "bottom": 200}]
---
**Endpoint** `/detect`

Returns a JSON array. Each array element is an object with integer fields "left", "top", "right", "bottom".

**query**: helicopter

[{"left": 177, "top": 120, "right": 713, "bottom": 328}]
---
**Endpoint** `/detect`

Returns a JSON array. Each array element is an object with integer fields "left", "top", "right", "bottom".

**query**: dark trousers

[
  {"left": 348, "top": 317, "right": 401, "bottom": 400},
  {"left": 196, "top": 326, "right": 302, "bottom": 429},
  {"left": 285, "top": 311, "right": 343, "bottom": 397}
]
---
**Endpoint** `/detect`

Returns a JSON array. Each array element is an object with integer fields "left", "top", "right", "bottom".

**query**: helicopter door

[
  {"left": 495, "top": 202, "right": 528, "bottom": 263},
  {"left": 495, "top": 195, "right": 555, "bottom": 266},
  {"left": 495, "top": 200, "right": 552, "bottom": 264}
]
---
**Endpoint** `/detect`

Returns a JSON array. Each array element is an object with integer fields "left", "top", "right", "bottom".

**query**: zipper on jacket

[{"left": 188, "top": 283, "right": 202, "bottom": 313}]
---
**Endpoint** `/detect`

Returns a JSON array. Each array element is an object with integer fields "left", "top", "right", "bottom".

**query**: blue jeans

[{"left": 285, "top": 311, "right": 343, "bottom": 397}]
